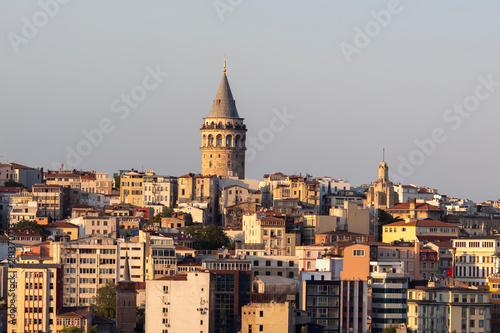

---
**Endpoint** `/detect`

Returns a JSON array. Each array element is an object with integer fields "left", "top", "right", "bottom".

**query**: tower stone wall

[{"left": 201, "top": 68, "right": 246, "bottom": 179}]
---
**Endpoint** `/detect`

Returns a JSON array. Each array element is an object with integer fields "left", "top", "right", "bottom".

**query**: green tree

[
  {"left": 4, "top": 179, "right": 24, "bottom": 187},
  {"left": 150, "top": 208, "right": 174, "bottom": 225},
  {"left": 378, "top": 209, "right": 403, "bottom": 226},
  {"left": 113, "top": 176, "right": 121, "bottom": 190},
  {"left": 92, "top": 282, "right": 116, "bottom": 318},
  {"left": 11, "top": 220, "right": 50, "bottom": 240},
  {"left": 136, "top": 308, "right": 145, "bottom": 331},
  {"left": 381, "top": 325, "right": 397, "bottom": 333},
  {"left": 60, "top": 327, "right": 83, "bottom": 333},
  {"left": 184, "top": 225, "right": 230, "bottom": 250}
]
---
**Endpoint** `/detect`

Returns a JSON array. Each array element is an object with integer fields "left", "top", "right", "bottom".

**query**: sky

[{"left": 0, "top": 1, "right": 499, "bottom": 202}]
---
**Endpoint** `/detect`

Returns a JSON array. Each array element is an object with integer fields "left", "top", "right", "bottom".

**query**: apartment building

[
  {"left": 386, "top": 199, "right": 445, "bottom": 223},
  {"left": 300, "top": 278, "right": 341, "bottom": 333},
  {"left": 369, "top": 262, "right": 409, "bottom": 333},
  {"left": 32, "top": 184, "right": 70, "bottom": 220},
  {"left": 120, "top": 171, "right": 144, "bottom": 206},
  {"left": 489, "top": 273, "right": 500, "bottom": 333},
  {"left": 7, "top": 264, "right": 63, "bottom": 333},
  {"left": 342, "top": 243, "right": 421, "bottom": 281},
  {"left": 57, "top": 237, "right": 119, "bottom": 306},
  {"left": 178, "top": 173, "right": 219, "bottom": 225},
  {"left": 145, "top": 272, "right": 211, "bottom": 333},
  {"left": 118, "top": 239, "right": 146, "bottom": 282},
  {"left": 243, "top": 210, "right": 300, "bottom": 256},
  {"left": 382, "top": 219, "right": 458, "bottom": 244},
  {"left": 247, "top": 255, "right": 299, "bottom": 279},
  {"left": 453, "top": 236, "right": 500, "bottom": 286},
  {"left": 139, "top": 230, "right": 176, "bottom": 280},
  {"left": 407, "top": 285, "right": 491, "bottom": 333},
  {"left": 143, "top": 173, "right": 177, "bottom": 208},
  {"left": 8, "top": 190, "right": 38, "bottom": 225}
]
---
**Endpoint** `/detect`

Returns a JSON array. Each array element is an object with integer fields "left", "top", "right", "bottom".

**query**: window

[
  {"left": 260, "top": 325, "right": 263, "bottom": 332},
  {"left": 259, "top": 311, "right": 263, "bottom": 317},
  {"left": 353, "top": 249, "right": 365, "bottom": 257}
]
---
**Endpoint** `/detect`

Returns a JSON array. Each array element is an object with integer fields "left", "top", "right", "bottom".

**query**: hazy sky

[{"left": 1, "top": 1, "right": 499, "bottom": 202}]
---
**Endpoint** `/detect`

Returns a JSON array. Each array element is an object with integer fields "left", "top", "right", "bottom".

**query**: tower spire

[{"left": 223, "top": 56, "right": 226, "bottom": 73}]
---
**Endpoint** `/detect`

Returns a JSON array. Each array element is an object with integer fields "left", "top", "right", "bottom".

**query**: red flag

[{"left": 447, "top": 267, "right": 453, "bottom": 277}]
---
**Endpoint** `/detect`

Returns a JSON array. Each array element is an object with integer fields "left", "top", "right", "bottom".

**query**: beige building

[
  {"left": 145, "top": 272, "right": 211, "bottom": 333},
  {"left": 241, "top": 301, "right": 298, "bottom": 333},
  {"left": 7, "top": 264, "right": 63, "bottom": 333},
  {"left": 243, "top": 210, "right": 299, "bottom": 256},
  {"left": 382, "top": 219, "right": 459, "bottom": 243},
  {"left": 330, "top": 201, "right": 375, "bottom": 235},
  {"left": 120, "top": 171, "right": 144, "bottom": 206},
  {"left": 220, "top": 184, "right": 261, "bottom": 227},
  {"left": 452, "top": 236, "right": 500, "bottom": 286},
  {"left": 143, "top": 173, "right": 177, "bottom": 208},
  {"left": 407, "top": 285, "right": 491, "bottom": 333},
  {"left": 139, "top": 230, "right": 176, "bottom": 280},
  {"left": 45, "top": 170, "right": 112, "bottom": 195},
  {"left": 8, "top": 190, "right": 38, "bottom": 224},
  {"left": 301, "top": 214, "right": 337, "bottom": 245},
  {"left": 178, "top": 173, "right": 219, "bottom": 225},
  {"left": 200, "top": 62, "right": 247, "bottom": 179},
  {"left": 118, "top": 239, "right": 145, "bottom": 282},
  {"left": 55, "top": 237, "right": 119, "bottom": 306},
  {"left": 32, "top": 184, "right": 68, "bottom": 220},
  {"left": 386, "top": 199, "right": 445, "bottom": 223},
  {"left": 366, "top": 160, "right": 398, "bottom": 209},
  {"left": 248, "top": 255, "right": 299, "bottom": 280}
]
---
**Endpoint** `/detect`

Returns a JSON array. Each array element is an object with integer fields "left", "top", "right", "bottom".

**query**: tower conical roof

[
  {"left": 208, "top": 73, "right": 240, "bottom": 118},
  {"left": 121, "top": 251, "right": 131, "bottom": 282}
]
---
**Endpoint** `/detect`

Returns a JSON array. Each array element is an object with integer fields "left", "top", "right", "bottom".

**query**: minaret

[
  {"left": 116, "top": 251, "right": 137, "bottom": 333},
  {"left": 200, "top": 58, "right": 247, "bottom": 179}
]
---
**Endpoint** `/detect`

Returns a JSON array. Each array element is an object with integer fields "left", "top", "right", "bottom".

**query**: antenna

[{"left": 383, "top": 147, "right": 385, "bottom": 162}]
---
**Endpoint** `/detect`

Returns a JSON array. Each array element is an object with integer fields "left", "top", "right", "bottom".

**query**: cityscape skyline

[{"left": 1, "top": 1, "right": 499, "bottom": 203}]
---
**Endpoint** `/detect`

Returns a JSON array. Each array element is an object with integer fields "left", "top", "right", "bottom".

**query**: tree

[
  {"left": 381, "top": 326, "right": 397, "bottom": 333},
  {"left": 11, "top": 220, "right": 50, "bottom": 240},
  {"left": 92, "top": 282, "right": 116, "bottom": 318},
  {"left": 378, "top": 209, "right": 403, "bottom": 226},
  {"left": 136, "top": 308, "right": 145, "bottom": 331},
  {"left": 184, "top": 225, "right": 230, "bottom": 250},
  {"left": 113, "top": 176, "right": 121, "bottom": 190},
  {"left": 60, "top": 327, "right": 83, "bottom": 333},
  {"left": 150, "top": 208, "right": 174, "bottom": 225},
  {"left": 3, "top": 179, "right": 24, "bottom": 188}
]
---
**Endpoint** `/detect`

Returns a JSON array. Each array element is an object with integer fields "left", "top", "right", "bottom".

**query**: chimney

[{"left": 410, "top": 198, "right": 416, "bottom": 210}]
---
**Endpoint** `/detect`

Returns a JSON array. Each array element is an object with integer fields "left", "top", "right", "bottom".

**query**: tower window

[
  {"left": 216, "top": 134, "right": 223, "bottom": 146},
  {"left": 218, "top": 155, "right": 221, "bottom": 158},
  {"left": 228, "top": 154, "right": 230, "bottom": 158},
  {"left": 226, "top": 135, "right": 232, "bottom": 147},
  {"left": 227, "top": 162, "right": 230, "bottom": 167}
]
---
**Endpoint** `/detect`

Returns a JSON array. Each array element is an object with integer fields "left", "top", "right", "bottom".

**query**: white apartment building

[
  {"left": 118, "top": 239, "right": 145, "bottom": 282},
  {"left": 452, "top": 236, "right": 500, "bottom": 286},
  {"left": 56, "top": 237, "right": 119, "bottom": 306},
  {"left": 143, "top": 174, "right": 177, "bottom": 209},
  {"left": 145, "top": 272, "right": 210, "bottom": 333}
]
